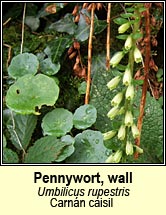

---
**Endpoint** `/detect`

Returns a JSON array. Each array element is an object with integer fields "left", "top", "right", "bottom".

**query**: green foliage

[
  {"left": 40, "top": 58, "right": 61, "bottom": 76},
  {"left": 49, "top": 13, "right": 77, "bottom": 35},
  {"left": 8, "top": 53, "right": 39, "bottom": 79},
  {"left": 42, "top": 108, "right": 73, "bottom": 137},
  {"left": 6, "top": 74, "right": 59, "bottom": 114},
  {"left": 24, "top": 135, "right": 75, "bottom": 163},
  {"left": 3, "top": 2, "right": 163, "bottom": 164},
  {"left": 73, "top": 104, "right": 97, "bottom": 129},
  {"left": 66, "top": 130, "right": 109, "bottom": 163},
  {"left": 7, "top": 113, "right": 37, "bottom": 150},
  {"left": 90, "top": 54, "right": 163, "bottom": 163},
  {"left": 3, "top": 148, "right": 19, "bottom": 163}
]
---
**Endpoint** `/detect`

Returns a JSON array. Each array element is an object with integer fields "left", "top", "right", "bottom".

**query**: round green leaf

[
  {"left": 73, "top": 104, "right": 97, "bottom": 129},
  {"left": 66, "top": 130, "right": 109, "bottom": 163},
  {"left": 40, "top": 58, "right": 60, "bottom": 76},
  {"left": 6, "top": 74, "right": 59, "bottom": 115},
  {"left": 25, "top": 16, "right": 40, "bottom": 31},
  {"left": 42, "top": 108, "right": 73, "bottom": 137},
  {"left": 8, "top": 53, "right": 39, "bottom": 79}
]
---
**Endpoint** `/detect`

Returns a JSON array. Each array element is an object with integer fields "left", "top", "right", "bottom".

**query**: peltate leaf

[
  {"left": 73, "top": 104, "right": 97, "bottom": 129},
  {"left": 25, "top": 16, "right": 40, "bottom": 31},
  {"left": 7, "top": 113, "right": 37, "bottom": 150},
  {"left": 44, "top": 36, "right": 73, "bottom": 63},
  {"left": 8, "top": 53, "right": 39, "bottom": 79},
  {"left": 42, "top": 108, "right": 73, "bottom": 137},
  {"left": 49, "top": 13, "right": 76, "bottom": 35},
  {"left": 6, "top": 74, "right": 59, "bottom": 115},
  {"left": 24, "top": 136, "right": 74, "bottom": 163},
  {"left": 66, "top": 130, "right": 109, "bottom": 163},
  {"left": 3, "top": 148, "right": 19, "bottom": 163},
  {"left": 40, "top": 58, "right": 60, "bottom": 75}
]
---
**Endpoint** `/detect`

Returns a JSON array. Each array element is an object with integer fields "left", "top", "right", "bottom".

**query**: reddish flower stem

[
  {"left": 134, "top": 5, "right": 151, "bottom": 159},
  {"left": 85, "top": 3, "right": 95, "bottom": 104},
  {"left": 106, "top": 3, "right": 111, "bottom": 71}
]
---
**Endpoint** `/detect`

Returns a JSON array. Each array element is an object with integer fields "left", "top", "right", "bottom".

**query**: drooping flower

[
  {"left": 123, "top": 66, "right": 132, "bottom": 86},
  {"left": 124, "top": 35, "right": 132, "bottom": 51},
  {"left": 107, "top": 106, "right": 119, "bottom": 120},
  {"left": 111, "top": 92, "right": 123, "bottom": 106},
  {"left": 105, "top": 150, "right": 122, "bottom": 163},
  {"left": 126, "top": 141, "right": 134, "bottom": 155},
  {"left": 103, "top": 130, "right": 117, "bottom": 141},
  {"left": 105, "top": 154, "right": 114, "bottom": 163},
  {"left": 125, "top": 85, "right": 135, "bottom": 100},
  {"left": 107, "top": 76, "right": 121, "bottom": 91},
  {"left": 118, "top": 22, "right": 130, "bottom": 34},
  {"left": 113, "top": 150, "right": 123, "bottom": 163},
  {"left": 134, "top": 47, "right": 143, "bottom": 63},
  {"left": 110, "top": 51, "right": 124, "bottom": 68},
  {"left": 124, "top": 111, "right": 133, "bottom": 127},
  {"left": 131, "top": 124, "right": 140, "bottom": 138},
  {"left": 118, "top": 125, "right": 126, "bottom": 140},
  {"left": 134, "top": 145, "right": 144, "bottom": 154}
]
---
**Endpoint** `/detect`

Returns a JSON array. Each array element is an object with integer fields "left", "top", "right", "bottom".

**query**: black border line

[{"left": 1, "top": 1, "right": 165, "bottom": 166}]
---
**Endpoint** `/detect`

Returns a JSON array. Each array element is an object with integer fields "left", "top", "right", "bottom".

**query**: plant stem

[
  {"left": 135, "top": 5, "right": 150, "bottom": 158},
  {"left": 85, "top": 3, "right": 95, "bottom": 104},
  {"left": 20, "top": 3, "right": 26, "bottom": 54},
  {"left": 106, "top": 3, "right": 111, "bottom": 71}
]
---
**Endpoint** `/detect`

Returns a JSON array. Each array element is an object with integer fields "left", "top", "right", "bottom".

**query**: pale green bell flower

[
  {"left": 126, "top": 141, "right": 134, "bottom": 155},
  {"left": 107, "top": 76, "right": 121, "bottom": 91},
  {"left": 103, "top": 130, "right": 117, "bottom": 141},
  {"left": 123, "top": 65, "right": 132, "bottom": 86},
  {"left": 118, "top": 22, "right": 130, "bottom": 34},
  {"left": 118, "top": 125, "right": 126, "bottom": 140},
  {"left": 111, "top": 92, "right": 123, "bottom": 106},
  {"left": 131, "top": 124, "right": 140, "bottom": 138},
  {"left": 107, "top": 106, "right": 119, "bottom": 120},
  {"left": 110, "top": 51, "right": 124, "bottom": 68},
  {"left": 134, "top": 47, "right": 143, "bottom": 63},
  {"left": 125, "top": 85, "right": 135, "bottom": 100},
  {"left": 124, "top": 111, "right": 133, "bottom": 127}
]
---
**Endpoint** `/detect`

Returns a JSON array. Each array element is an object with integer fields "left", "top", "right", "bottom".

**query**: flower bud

[
  {"left": 107, "top": 106, "right": 119, "bottom": 120},
  {"left": 113, "top": 150, "right": 122, "bottom": 163},
  {"left": 124, "top": 35, "right": 132, "bottom": 51},
  {"left": 126, "top": 141, "right": 133, "bottom": 155},
  {"left": 124, "top": 111, "right": 133, "bottom": 127},
  {"left": 105, "top": 154, "right": 114, "bottom": 163},
  {"left": 134, "top": 47, "right": 143, "bottom": 63},
  {"left": 110, "top": 51, "right": 124, "bottom": 68},
  {"left": 103, "top": 130, "right": 117, "bottom": 141},
  {"left": 123, "top": 66, "right": 132, "bottom": 86},
  {"left": 111, "top": 92, "right": 123, "bottom": 106},
  {"left": 134, "top": 145, "right": 143, "bottom": 154},
  {"left": 107, "top": 76, "right": 121, "bottom": 91},
  {"left": 118, "top": 125, "right": 126, "bottom": 140},
  {"left": 118, "top": 22, "right": 130, "bottom": 34},
  {"left": 131, "top": 124, "right": 140, "bottom": 138},
  {"left": 125, "top": 85, "right": 135, "bottom": 100}
]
